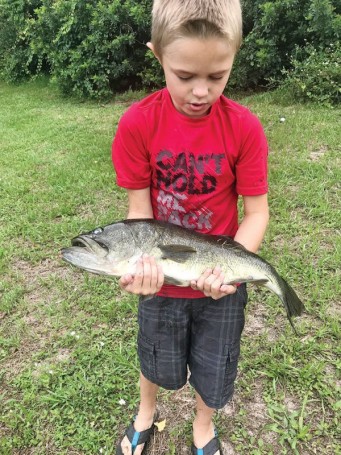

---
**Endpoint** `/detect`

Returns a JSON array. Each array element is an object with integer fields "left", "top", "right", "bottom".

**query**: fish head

[{"left": 61, "top": 222, "right": 140, "bottom": 276}]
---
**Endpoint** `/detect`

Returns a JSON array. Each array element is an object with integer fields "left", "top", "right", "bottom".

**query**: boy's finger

[
  {"left": 139, "top": 254, "right": 153, "bottom": 293},
  {"left": 147, "top": 256, "right": 159, "bottom": 290},
  {"left": 220, "top": 284, "right": 237, "bottom": 294},
  {"left": 195, "top": 268, "right": 213, "bottom": 289},
  {"left": 119, "top": 274, "right": 133, "bottom": 286},
  {"left": 203, "top": 271, "right": 223, "bottom": 293},
  {"left": 131, "top": 257, "right": 144, "bottom": 291},
  {"left": 212, "top": 265, "right": 222, "bottom": 275},
  {"left": 155, "top": 263, "right": 164, "bottom": 291}
]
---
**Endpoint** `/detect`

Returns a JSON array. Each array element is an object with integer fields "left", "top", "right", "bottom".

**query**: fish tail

[
  {"left": 265, "top": 271, "right": 305, "bottom": 334},
  {"left": 278, "top": 276, "right": 305, "bottom": 334}
]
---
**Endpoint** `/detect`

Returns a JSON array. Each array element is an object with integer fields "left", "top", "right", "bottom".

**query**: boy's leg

[
  {"left": 193, "top": 391, "right": 220, "bottom": 455},
  {"left": 136, "top": 371, "right": 159, "bottom": 425},
  {"left": 118, "top": 372, "right": 159, "bottom": 455},
  {"left": 189, "top": 289, "right": 248, "bottom": 454}
]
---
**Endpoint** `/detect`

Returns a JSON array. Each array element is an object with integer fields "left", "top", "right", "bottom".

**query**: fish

[{"left": 61, "top": 218, "right": 305, "bottom": 333}]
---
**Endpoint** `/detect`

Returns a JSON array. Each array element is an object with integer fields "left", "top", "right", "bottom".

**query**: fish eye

[{"left": 92, "top": 227, "right": 103, "bottom": 235}]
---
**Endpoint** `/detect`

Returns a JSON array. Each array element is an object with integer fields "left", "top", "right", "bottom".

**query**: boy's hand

[
  {"left": 191, "top": 266, "right": 237, "bottom": 300},
  {"left": 119, "top": 254, "right": 164, "bottom": 296}
]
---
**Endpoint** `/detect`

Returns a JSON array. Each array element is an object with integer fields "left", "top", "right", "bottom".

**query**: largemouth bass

[{"left": 61, "top": 219, "right": 305, "bottom": 332}]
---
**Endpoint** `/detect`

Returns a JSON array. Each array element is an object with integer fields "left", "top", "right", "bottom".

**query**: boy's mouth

[{"left": 189, "top": 102, "right": 208, "bottom": 111}]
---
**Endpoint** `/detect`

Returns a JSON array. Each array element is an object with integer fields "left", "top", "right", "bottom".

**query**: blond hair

[{"left": 151, "top": 0, "right": 242, "bottom": 56}]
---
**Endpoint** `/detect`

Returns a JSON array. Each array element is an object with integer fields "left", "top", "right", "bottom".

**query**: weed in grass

[{"left": 265, "top": 394, "right": 312, "bottom": 453}]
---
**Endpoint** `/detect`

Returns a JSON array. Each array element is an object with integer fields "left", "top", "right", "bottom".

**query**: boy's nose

[{"left": 192, "top": 84, "right": 209, "bottom": 98}]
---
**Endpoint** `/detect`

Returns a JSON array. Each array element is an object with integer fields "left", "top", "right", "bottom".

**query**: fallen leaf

[{"left": 154, "top": 419, "right": 166, "bottom": 432}]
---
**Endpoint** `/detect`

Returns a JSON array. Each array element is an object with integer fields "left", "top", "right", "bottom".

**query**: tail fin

[{"left": 278, "top": 277, "right": 305, "bottom": 335}]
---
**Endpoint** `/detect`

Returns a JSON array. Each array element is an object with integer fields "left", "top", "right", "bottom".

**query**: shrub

[
  {"left": 280, "top": 43, "right": 341, "bottom": 106},
  {"left": 138, "top": 49, "right": 164, "bottom": 89},
  {"left": 0, "top": 0, "right": 340, "bottom": 98},
  {"left": 230, "top": 0, "right": 340, "bottom": 89},
  {"left": 0, "top": 0, "right": 44, "bottom": 82},
  {"left": 0, "top": 0, "right": 153, "bottom": 98},
  {"left": 30, "top": 0, "right": 152, "bottom": 98}
]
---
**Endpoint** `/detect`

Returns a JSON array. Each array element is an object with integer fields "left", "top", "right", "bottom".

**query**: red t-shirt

[{"left": 112, "top": 88, "right": 268, "bottom": 298}]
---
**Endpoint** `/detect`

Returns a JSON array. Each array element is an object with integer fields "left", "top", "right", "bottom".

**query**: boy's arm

[
  {"left": 119, "top": 188, "right": 164, "bottom": 295},
  {"left": 234, "top": 194, "right": 269, "bottom": 253},
  {"left": 125, "top": 188, "right": 154, "bottom": 219},
  {"left": 191, "top": 194, "right": 269, "bottom": 299}
]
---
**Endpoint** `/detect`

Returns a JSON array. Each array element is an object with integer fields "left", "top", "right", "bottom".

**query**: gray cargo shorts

[{"left": 137, "top": 284, "right": 247, "bottom": 409}]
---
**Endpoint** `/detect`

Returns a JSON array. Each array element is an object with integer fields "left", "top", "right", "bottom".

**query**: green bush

[
  {"left": 0, "top": 0, "right": 153, "bottom": 98},
  {"left": 0, "top": 0, "right": 340, "bottom": 99},
  {"left": 230, "top": 0, "right": 340, "bottom": 89},
  {"left": 0, "top": 0, "right": 43, "bottom": 82},
  {"left": 138, "top": 49, "right": 164, "bottom": 89},
  {"left": 31, "top": 0, "right": 152, "bottom": 98},
  {"left": 280, "top": 43, "right": 340, "bottom": 106}
]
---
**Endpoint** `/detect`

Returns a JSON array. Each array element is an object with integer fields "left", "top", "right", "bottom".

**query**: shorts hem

[
  {"left": 189, "top": 377, "right": 234, "bottom": 409},
  {"left": 141, "top": 368, "right": 187, "bottom": 391}
]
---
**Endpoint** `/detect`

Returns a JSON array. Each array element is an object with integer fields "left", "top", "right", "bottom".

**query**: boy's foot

[
  {"left": 116, "top": 411, "right": 158, "bottom": 455},
  {"left": 192, "top": 421, "right": 221, "bottom": 455},
  {"left": 191, "top": 436, "right": 221, "bottom": 455}
]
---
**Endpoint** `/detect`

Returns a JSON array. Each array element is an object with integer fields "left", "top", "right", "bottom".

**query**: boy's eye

[
  {"left": 178, "top": 75, "right": 192, "bottom": 81},
  {"left": 210, "top": 75, "right": 224, "bottom": 80}
]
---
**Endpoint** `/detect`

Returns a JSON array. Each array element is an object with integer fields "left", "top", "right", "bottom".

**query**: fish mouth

[
  {"left": 61, "top": 235, "right": 113, "bottom": 275},
  {"left": 71, "top": 235, "right": 109, "bottom": 257}
]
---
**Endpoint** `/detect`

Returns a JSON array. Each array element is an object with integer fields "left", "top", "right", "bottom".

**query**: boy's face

[{"left": 159, "top": 37, "right": 235, "bottom": 118}]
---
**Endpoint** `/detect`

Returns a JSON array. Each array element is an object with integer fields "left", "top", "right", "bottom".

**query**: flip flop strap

[
  {"left": 125, "top": 423, "right": 153, "bottom": 450},
  {"left": 192, "top": 436, "right": 220, "bottom": 455}
]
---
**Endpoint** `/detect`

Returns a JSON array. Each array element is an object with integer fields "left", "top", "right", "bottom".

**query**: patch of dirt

[
  {"left": 284, "top": 394, "right": 299, "bottom": 413},
  {"left": 326, "top": 300, "right": 341, "bottom": 318},
  {"left": 223, "top": 381, "right": 275, "bottom": 443},
  {"left": 243, "top": 300, "right": 281, "bottom": 342},
  {"left": 245, "top": 385, "right": 269, "bottom": 435},
  {"left": 14, "top": 257, "right": 71, "bottom": 286},
  {"left": 147, "top": 384, "right": 195, "bottom": 454},
  {"left": 309, "top": 146, "right": 328, "bottom": 162},
  {"left": 31, "top": 348, "right": 73, "bottom": 378},
  {"left": 1, "top": 258, "right": 77, "bottom": 379},
  {"left": 220, "top": 440, "right": 237, "bottom": 455}
]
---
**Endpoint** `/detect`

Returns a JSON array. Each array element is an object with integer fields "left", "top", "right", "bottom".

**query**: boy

[{"left": 112, "top": 0, "right": 269, "bottom": 453}]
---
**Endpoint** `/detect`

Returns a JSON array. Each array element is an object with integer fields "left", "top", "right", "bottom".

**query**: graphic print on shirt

[{"left": 155, "top": 149, "right": 226, "bottom": 231}]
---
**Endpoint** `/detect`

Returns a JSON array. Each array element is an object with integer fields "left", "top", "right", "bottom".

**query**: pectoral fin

[{"left": 158, "top": 244, "right": 196, "bottom": 263}]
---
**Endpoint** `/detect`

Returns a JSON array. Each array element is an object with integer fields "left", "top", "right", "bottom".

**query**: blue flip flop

[
  {"left": 191, "top": 429, "right": 222, "bottom": 455},
  {"left": 116, "top": 412, "right": 159, "bottom": 454}
]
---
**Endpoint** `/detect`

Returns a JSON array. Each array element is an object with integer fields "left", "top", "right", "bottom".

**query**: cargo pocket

[
  {"left": 222, "top": 341, "right": 240, "bottom": 402},
  {"left": 137, "top": 333, "right": 158, "bottom": 380}
]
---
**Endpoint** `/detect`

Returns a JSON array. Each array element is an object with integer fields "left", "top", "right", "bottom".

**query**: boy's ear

[{"left": 147, "top": 42, "right": 161, "bottom": 63}]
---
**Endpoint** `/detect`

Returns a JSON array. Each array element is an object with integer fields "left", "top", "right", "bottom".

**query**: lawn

[{"left": 0, "top": 78, "right": 340, "bottom": 455}]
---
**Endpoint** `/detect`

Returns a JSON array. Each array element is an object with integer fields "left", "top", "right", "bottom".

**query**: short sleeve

[
  {"left": 235, "top": 112, "right": 268, "bottom": 196},
  {"left": 112, "top": 106, "right": 151, "bottom": 189}
]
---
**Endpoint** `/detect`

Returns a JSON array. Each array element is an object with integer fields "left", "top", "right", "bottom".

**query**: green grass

[{"left": 0, "top": 78, "right": 340, "bottom": 454}]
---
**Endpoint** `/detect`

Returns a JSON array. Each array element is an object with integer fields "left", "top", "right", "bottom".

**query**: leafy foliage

[
  {"left": 32, "top": 0, "right": 152, "bottom": 98},
  {"left": 281, "top": 43, "right": 340, "bottom": 106},
  {"left": 0, "top": 0, "right": 340, "bottom": 100},
  {"left": 230, "top": 0, "right": 340, "bottom": 90},
  {"left": 0, "top": 0, "right": 44, "bottom": 82},
  {"left": 0, "top": 0, "right": 152, "bottom": 98}
]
